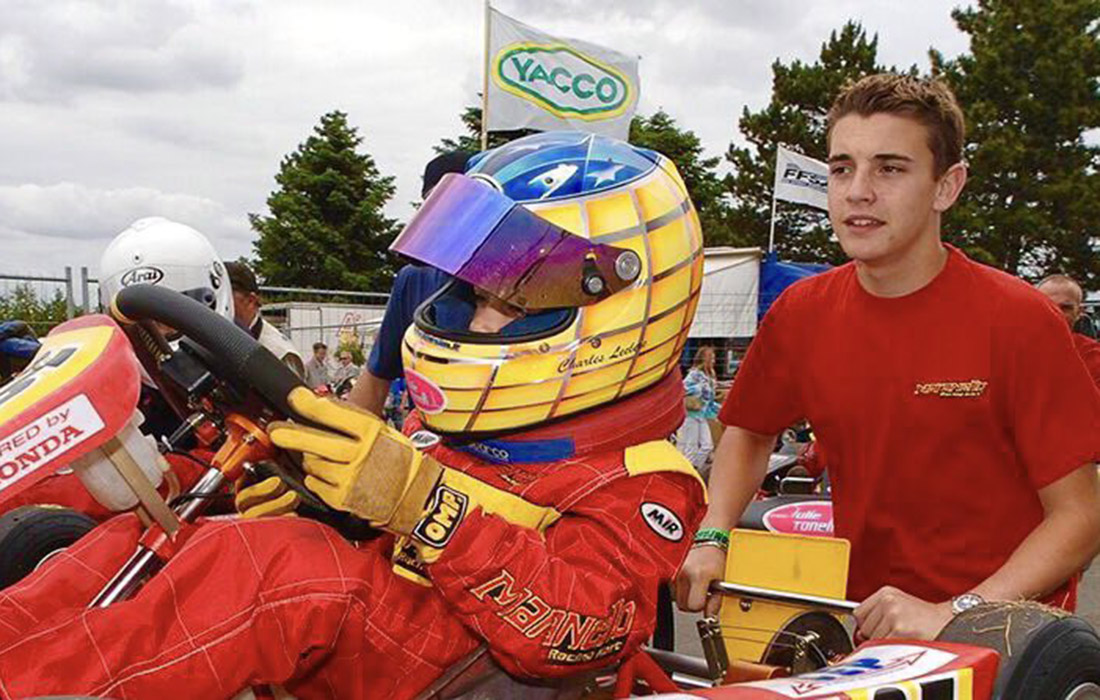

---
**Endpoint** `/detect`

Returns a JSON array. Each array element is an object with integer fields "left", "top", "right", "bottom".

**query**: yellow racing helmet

[{"left": 394, "top": 131, "right": 703, "bottom": 435}]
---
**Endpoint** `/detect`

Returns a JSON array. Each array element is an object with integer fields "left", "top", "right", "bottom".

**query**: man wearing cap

[{"left": 225, "top": 261, "right": 305, "bottom": 378}]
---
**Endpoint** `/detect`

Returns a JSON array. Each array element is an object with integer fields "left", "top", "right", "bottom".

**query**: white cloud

[{"left": 0, "top": 0, "right": 973, "bottom": 283}]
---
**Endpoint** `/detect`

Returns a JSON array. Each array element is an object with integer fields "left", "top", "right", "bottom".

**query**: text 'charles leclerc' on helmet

[{"left": 392, "top": 131, "right": 704, "bottom": 435}]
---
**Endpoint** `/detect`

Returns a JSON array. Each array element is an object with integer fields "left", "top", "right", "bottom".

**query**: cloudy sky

[{"left": 0, "top": 0, "right": 972, "bottom": 280}]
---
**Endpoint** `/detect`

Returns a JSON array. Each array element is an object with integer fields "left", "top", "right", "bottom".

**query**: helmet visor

[{"left": 390, "top": 174, "right": 640, "bottom": 311}]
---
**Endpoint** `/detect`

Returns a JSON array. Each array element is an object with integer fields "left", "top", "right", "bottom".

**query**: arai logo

[
  {"left": 405, "top": 369, "right": 447, "bottom": 415},
  {"left": 120, "top": 267, "right": 164, "bottom": 287},
  {"left": 493, "top": 44, "right": 632, "bottom": 120}
]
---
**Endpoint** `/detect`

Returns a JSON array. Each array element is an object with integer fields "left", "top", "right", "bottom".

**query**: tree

[
  {"left": 932, "top": 0, "right": 1100, "bottom": 286},
  {"left": 436, "top": 107, "right": 732, "bottom": 243},
  {"left": 724, "top": 22, "right": 903, "bottom": 262},
  {"left": 251, "top": 111, "right": 400, "bottom": 292},
  {"left": 434, "top": 104, "right": 535, "bottom": 154}
]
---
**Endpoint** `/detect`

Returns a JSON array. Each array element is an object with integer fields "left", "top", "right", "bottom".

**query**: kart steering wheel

[{"left": 111, "top": 284, "right": 373, "bottom": 537}]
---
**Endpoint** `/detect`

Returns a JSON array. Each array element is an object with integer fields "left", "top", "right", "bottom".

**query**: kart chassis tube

[
  {"left": 91, "top": 468, "right": 226, "bottom": 607},
  {"left": 710, "top": 581, "right": 860, "bottom": 615}
]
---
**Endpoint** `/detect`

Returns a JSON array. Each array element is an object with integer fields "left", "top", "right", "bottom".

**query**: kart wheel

[
  {"left": 0, "top": 505, "right": 97, "bottom": 589},
  {"left": 936, "top": 601, "right": 1100, "bottom": 699}
]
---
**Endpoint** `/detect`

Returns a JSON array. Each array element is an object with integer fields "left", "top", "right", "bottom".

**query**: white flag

[
  {"left": 773, "top": 146, "right": 829, "bottom": 211},
  {"left": 486, "top": 8, "right": 640, "bottom": 140}
]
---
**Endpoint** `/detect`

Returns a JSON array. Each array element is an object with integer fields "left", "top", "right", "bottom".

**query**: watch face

[{"left": 953, "top": 593, "right": 984, "bottom": 613}]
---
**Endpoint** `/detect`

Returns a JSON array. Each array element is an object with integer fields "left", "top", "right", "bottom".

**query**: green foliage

[
  {"left": 0, "top": 285, "right": 69, "bottom": 334},
  {"left": 725, "top": 22, "right": 907, "bottom": 263},
  {"left": 251, "top": 111, "right": 401, "bottom": 292},
  {"left": 438, "top": 107, "right": 732, "bottom": 244},
  {"left": 932, "top": 0, "right": 1100, "bottom": 286},
  {"left": 434, "top": 104, "right": 536, "bottom": 154}
]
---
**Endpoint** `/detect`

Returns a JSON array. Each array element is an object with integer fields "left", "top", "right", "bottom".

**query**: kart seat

[{"left": 414, "top": 645, "right": 595, "bottom": 700}]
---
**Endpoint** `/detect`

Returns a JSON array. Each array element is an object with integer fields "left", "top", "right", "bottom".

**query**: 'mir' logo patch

[{"left": 640, "top": 502, "right": 683, "bottom": 542}]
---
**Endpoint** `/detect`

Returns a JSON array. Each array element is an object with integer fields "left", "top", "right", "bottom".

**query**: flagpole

[
  {"left": 767, "top": 192, "right": 778, "bottom": 253},
  {"left": 481, "top": 0, "right": 491, "bottom": 151}
]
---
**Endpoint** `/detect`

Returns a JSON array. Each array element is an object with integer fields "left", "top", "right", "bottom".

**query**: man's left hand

[{"left": 853, "top": 586, "right": 953, "bottom": 640}]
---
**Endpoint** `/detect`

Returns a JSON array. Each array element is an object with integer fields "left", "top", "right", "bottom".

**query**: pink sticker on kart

[
  {"left": 762, "top": 500, "right": 834, "bottom": 537},
  {"left": 0, "top": 394, "right": 105, "bottom": 494},
  {"left": 742, "top": 644, "right": 959, "bottom": 697},
  {"left": 405, "top": 369, "right": 447, "bottom": 415}
]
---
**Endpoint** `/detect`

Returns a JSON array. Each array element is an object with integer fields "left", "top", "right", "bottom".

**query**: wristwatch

[{"left": 950, "top": 592, "right": 986, "bottom": 615}]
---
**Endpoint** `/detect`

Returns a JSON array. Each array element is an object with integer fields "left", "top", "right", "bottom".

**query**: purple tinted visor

[{"left": 390, "top": 174, "right": 641, "bottom": 311}]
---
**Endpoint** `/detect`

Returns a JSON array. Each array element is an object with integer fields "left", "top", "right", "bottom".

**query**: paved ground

[{"left": 671, "top": 565, "right": 1100, "bottom": 657}]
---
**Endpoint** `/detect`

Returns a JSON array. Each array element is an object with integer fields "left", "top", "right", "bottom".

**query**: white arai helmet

[{"left": 98, "top": 217, "right": 233, "bottom": 319}]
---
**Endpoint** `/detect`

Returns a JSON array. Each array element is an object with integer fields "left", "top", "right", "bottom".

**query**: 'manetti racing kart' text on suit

[{"left": 0, "top": 371, "right": 704, "bottom": 699}]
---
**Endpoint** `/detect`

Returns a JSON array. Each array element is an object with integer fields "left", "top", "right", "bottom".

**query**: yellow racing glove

[
  {"left": 235, "top": 475, "right": 300, "bottom": 519},
  {"left": 267, "top": 387, "right": 559, "bottom": 558}
]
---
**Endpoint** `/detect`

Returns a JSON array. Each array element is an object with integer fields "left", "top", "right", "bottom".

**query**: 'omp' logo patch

[
  {"left": 413, "top": 485, "right": 468, "bottom": 548},
  {"left": 493, "top": 44, "right": 633, "bottom": 120}
]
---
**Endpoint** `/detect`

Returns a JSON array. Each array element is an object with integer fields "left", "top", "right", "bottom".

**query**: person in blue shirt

[{"left": 349, "top": 150, "right": 475, "bottom": 415}]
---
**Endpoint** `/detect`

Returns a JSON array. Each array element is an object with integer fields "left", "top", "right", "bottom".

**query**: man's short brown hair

[{"left": 827, "top": 73, "right": 965, "bottom": 176}]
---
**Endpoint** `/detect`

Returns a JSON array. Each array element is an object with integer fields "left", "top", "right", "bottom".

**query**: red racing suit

[{"left": 0, "top": 372, "right": 704, "bottom": 699}]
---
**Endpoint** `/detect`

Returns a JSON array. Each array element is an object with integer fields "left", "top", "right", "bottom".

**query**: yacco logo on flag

[{"left": 493, "top": 43, "right": 632, "bottom": 121}]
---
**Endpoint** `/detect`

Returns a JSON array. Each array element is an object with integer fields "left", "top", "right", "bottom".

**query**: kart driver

[
  {"left": 0, "top": 132, "right": 707, "bottom": 699},
  {"left": 0, "top": 217, "right": 234, "bottom": 524},
  {"left": 677, "top": 74, "right": 1100, "bottom": 641}
]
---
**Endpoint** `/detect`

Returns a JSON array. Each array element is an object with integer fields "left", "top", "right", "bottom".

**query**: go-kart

[{"left": 0, "top": 286, "right": 1097, "bottom": 699}]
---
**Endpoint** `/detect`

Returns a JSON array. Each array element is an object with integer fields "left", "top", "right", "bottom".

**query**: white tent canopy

[{"left": 688, "top": 247, "right": 761, "bottom": 339}]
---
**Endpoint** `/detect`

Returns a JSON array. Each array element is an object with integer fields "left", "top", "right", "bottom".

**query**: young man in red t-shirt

[
  {"left": 676, "top": 74, "right": 1100, "bottom": 641},
  {"left": 1037, "top": 273, "right": 1100, "bottom": 387}
]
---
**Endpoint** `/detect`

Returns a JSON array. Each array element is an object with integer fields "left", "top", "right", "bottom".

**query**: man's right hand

[{"left": 675, "top": 545, "right": 728, "bottom": 616}]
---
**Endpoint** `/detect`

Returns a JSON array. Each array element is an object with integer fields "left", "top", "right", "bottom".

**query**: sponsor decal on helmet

[
  {"left": 640, "top": 502, "right": 683, "bottom": 542},
  {"left": 762, "top": 501, "right": 834, "bottom": 537},
  {"left": 210, "top": 260, "right": 224, "bottom": 290},
  {"left": 470, "top": 568, "right": 636, "bottom": 666},
  {"left": 120, "top": 267, "right": 164, "bottom": 287},
  {"left": 405, "top": 369, "right": 447, "bottom": 414},
  {"left": 412, "top": 484, "right": 468, "bottom": 548},
  {"left": 409, "top": 430, "right": 441, "bottom": 450},
  {"left": 492, "top": 44, "right": 633, "bottom": 120}
]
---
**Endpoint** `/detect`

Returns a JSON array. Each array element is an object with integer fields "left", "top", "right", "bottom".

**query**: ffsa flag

[
  {"left": 774, "top": 146, "right": 829, "bottom": 211},
  {"left": 487, "top": 8, "right": 639, "bottom": 140}
]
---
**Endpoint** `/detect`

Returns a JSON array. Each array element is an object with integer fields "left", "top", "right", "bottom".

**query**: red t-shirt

[
  {"left": 1074, "top": 333, "right": 1100, "bottom": 388},
  {"left": 721, "top": 246, "right": 1100, "bottom": 604}
]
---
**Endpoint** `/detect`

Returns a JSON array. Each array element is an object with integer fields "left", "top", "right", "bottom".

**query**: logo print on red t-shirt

[
  {"left": 913, "top": 379, "right": 988, "bottom": 398},
  {"left": 406, "top": 369, "right": 447, "bottom": 414}
]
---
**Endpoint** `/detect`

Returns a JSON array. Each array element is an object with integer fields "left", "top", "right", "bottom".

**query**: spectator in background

[
  {"left": 1037, "top": 274, "right": 1100, "bottom": 386},
  {"left": 331, "top": 349, "right": 361, "bottom": 386},
  {"left": 304, "top": 341, "right": 331, "bottom": 390},
  {"left": 677, "top": 346, "right": 720, "bottom": 474},
  {"left": 225, "top": 261, "right": 305, "bottom": 377},
  {"left": 349, "top": 150, "right": 472, "bottom": 415}
]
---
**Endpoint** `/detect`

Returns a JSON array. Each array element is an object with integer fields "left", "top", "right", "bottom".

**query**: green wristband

[{"left": 693, "top": 527, "right": 730, "bottom": 547}]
